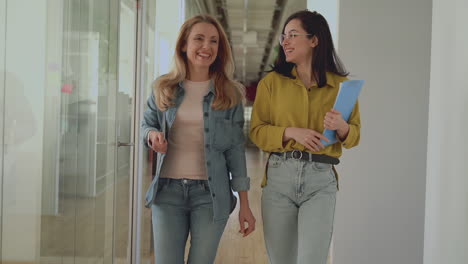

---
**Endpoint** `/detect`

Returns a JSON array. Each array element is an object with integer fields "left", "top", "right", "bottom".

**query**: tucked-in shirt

[
  {"left": 250, "top": 67, "right": 361, "bottom": 156},
  {"left": 160, "top": 79, "right": 210, "bottom": 180},
  {"left": 249, "top": 67, "right": 361, "bottom": 187}
]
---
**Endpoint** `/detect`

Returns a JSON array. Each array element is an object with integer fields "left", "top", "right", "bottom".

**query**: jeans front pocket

[
  {"left": 312, "top": 161, "right": 332, "bottom": 172},
  {"left": 268, "top": 154, "right": 282, "bottom": 168},
  {"left": 265, "top": 154, "right": 286, "bottom": 185}
]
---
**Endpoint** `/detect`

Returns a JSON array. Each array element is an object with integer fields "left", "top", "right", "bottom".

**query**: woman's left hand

[
  {"left": 238, "top": 205, "right": 256, "bottom": 237},
  {"left": 324, "top": 109, "right": 347, "bottom": 131}
]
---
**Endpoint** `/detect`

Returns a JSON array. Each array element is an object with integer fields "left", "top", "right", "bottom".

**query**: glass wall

[
  {"left": 2, "top": 0, "right": 49, "bottom": 261},
  {"left": 1, "top": 0, "right": 136, "bottom": 263}
]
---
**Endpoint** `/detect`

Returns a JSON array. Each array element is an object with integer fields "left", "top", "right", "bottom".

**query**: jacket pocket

[{"left": 213, "top": 117, "right": 232, "bottom": 151}]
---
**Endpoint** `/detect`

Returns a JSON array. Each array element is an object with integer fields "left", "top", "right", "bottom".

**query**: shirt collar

[{"left": 291, "top": 66, "right": 337, "bottom": 88}]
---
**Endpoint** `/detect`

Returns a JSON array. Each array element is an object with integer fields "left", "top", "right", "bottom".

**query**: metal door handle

[{"left": 117, "top": 141, "right": 134, "bottom": 147}]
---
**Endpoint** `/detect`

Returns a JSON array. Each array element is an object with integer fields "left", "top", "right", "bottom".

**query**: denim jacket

[{"left": 141, "top": 80, "right": 250, "bottom": 221}]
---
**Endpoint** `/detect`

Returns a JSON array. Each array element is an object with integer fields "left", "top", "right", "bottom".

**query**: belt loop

[
  {"left": 160, "top": 178, "right": 167, "bottom": 187},
  {"left": 309, "top": 152, "right": 312, "bottom": 162}
]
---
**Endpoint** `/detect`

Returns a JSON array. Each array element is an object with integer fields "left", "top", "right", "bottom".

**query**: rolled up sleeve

[{"left": 339, "top": 100, "right": 361, "bottom": 149}]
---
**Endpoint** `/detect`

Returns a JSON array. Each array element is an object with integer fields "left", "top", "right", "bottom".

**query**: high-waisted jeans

[{"left": 262, "top": 154, "right": 338, "bottom": 264}]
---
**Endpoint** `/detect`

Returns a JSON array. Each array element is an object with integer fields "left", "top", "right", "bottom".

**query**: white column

[
  {"left": 335, "top": 0, "right": 432, "bottom": 263},
  {"left": 424, "top": 0, "right": 468, "bottom": 263},
  {"left": 154, "top": 0, "right": 185, "bottom": 76}
]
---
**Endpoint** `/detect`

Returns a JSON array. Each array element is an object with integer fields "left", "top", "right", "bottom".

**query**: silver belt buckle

[{"left": 291, "top": 150, "right": 303, "bottom": 160}]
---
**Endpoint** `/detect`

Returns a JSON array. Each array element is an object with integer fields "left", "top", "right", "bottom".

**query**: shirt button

[
  {"left": 205, "top": 144, "right": 210, "bottom": 148},
  {"left": 204, "top": 128, "right": 209, "bottom": 133},
  {"left": 212, "top": 193, "right": 216, "bottom": 197},
  {"left": 208, "top": 177, "right": 212, "bottom": 181},
  {"left": 204, "top": 112, "right": 208, "bottom": 117},
  {"left": 207, "top": 161, "right": 211, "bottom": 166}
]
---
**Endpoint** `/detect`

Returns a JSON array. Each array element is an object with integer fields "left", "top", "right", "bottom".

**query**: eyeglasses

[{"left": 279, "top": 32, "right": 313, "bottom": 45}]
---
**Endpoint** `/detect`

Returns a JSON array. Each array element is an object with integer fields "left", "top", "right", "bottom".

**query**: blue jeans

[
  {"left": 262, "top": 154, "right": 338, "bottom": 264},
  {"left": 151, "top": 178, "right": 228, "bottom": 264}
]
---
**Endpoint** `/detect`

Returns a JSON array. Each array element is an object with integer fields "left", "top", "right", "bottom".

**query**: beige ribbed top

[{"left": 159, "top": 79, "right": 210, "bottom": 180}]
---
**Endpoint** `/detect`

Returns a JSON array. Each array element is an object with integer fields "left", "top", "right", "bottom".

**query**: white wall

[
  {"left": 307, "top": 0, "right": 340, "bottom": 45},
  {"left": 424, "top": 0, "right": 468, "bottom": 263},
  {"left": 334, "top": 1, "right": 432, "bottom": 263}
]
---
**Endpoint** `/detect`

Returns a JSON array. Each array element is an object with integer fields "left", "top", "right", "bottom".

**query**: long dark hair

[{"left": 272, "top": 10, "right": 348, "bottom": 88}]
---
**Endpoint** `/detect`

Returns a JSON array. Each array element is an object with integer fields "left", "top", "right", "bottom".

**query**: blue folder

[{"left": 321, "top": 80, "right": 364, "bottom": 146}]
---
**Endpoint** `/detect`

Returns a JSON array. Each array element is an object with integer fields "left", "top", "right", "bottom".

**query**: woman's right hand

[
  {"left": 283, "top": 127, "right": 329, "bottom": 152},
  {"left": 148, "top": 131, "right": 167, "bottom": 153}
]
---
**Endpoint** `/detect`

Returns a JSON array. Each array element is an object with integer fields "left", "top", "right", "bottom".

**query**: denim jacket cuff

[{"left": 230, "top": 177, "right": 250, "bottom": 192}]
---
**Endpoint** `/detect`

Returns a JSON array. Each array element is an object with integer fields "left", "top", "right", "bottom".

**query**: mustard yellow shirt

[{"left": 250, "top": 67, "right": 361, "bottom": 158}]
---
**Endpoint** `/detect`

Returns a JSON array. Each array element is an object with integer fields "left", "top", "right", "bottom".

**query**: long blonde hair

[{"left": 153, "top": 14, "right": 244, "bottom": 111}]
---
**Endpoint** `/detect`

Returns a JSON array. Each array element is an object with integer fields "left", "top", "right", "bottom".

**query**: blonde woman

[{"left": 141, "top": 14, "right": 255, "bottom": 264}]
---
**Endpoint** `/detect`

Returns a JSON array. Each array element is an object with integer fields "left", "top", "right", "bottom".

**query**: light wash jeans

[
  {"left": 262, "top": 154, "right": 338, "bottom": 264},
  {"left": 151, "top": 178, "right": 228, "bottom": 264}
]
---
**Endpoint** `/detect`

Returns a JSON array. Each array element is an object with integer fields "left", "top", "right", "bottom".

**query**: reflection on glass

[
  {"left": 2, "top": 0, "right": 133, "bottom": 262},
  {"left": 39, "top": 0, "right": 119, "bottom": 263},
  {"left": 32, "top": 0, "right": 133, "bottom": 263}
]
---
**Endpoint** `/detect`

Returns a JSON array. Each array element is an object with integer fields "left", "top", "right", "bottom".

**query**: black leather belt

[{"left": 272, "top": 150, "right": 340, "bottom": 165}]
